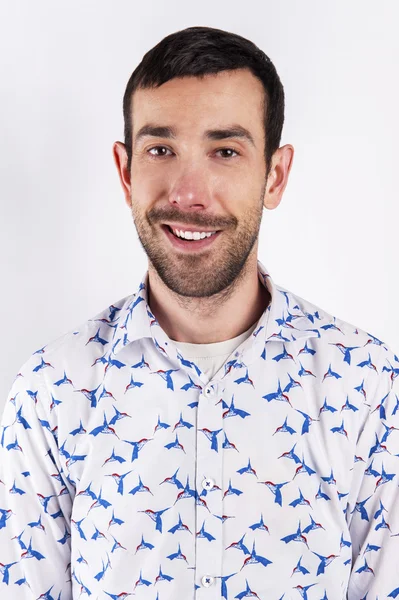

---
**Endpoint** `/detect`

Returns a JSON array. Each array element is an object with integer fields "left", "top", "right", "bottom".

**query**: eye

[
  {"left": 216, "top": 148, "right": 240, "bottom": 159},
  {"left": 147, "top": 146, "right": 172, "bottom": 158}
]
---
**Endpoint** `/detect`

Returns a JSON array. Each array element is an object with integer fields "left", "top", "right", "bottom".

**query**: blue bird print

[
  {"left": 355, "top": 559, "right": 375, "bottom": 575},
  {"left": 293, "top": 583, "right": 316, "bottom": 599},
  {"left": 371, "top": 391, "right": 389, "bottom": 420},
  {"left": 262, "top": 380, "right": 292, "bottom": 406},
  {"left": 319, "top": 397, "right": 337, "bottom": 414},
  {"left": 88, "top": 487, "right": 112, "bottom": 513},
  {"left": 240, "top": 540, "right": 272, "bottom": 570},
  {"left": 234, "top": 368, "right": 255, "bottom": 387},
  {"left": 0, "top": 560, "right": 18, "bottom": 585},
  {"left": 296, "top": 409, "right": 319, "bottom": 434},
  {"left": 273, "top": 416, "right": 296, "bottom": 435},
  {"left": 330, "top": 420, "right": 348, "bottom": 438},
  {"left": 176, "top": 350, "right": 202, "bottom": 376},
  {"left": 138, "top": 507, "right": 170, "bottom": 533},
  {"left": 351, "top": 496, "right": 372, "bottom": 521},
  {"left": 281, "top": 522, "right": 309, "bottom": 548},
  {"left": 150, "top": 368, "right": 179, "bottom": 390},
  {"left": 302, "top": 514, "right": 325, "bottom": 533},
  {"left": 225, "top": 532, "right": 250, "bottom": 554},
  {"left": 322, "top": 364, "right": 342, "bottom": 382},
  {"left": 89, "top": 413, "right": 120, "bottom": 438},
  {"left": 73, "top": 384, "right": 102, "bottom": 408},
  {"left": 235, "top": 578, "right": 262, "bottom": 599},
  {"left": 340, "top": 396, "right": 359, "bottom": 412},
  {"left": 356, "top": 352, "right": 378, "bottom": 371},
  {"left": 128, "top": 475, "right": 154, "bottom": 496},
  {"left": 289, "top": 489, "right": 312, "bottom": 508},
  {"left": 312, "top": 552, "right": 339, "bottom": 575},
  {"left": 278, "top": 443, "right": 302, "bottom": 464},
  {"left": 291, "top": 556, "right": 310, "bottom": 576},
  {"left": 329, "top": 342, "right": 360, "bottom": 365},
  {"left": 260, "top": 480, "right": 289, "bottom": 506},
  {"left": 374, "top": 463, "right": 395, "bottom": 489}
]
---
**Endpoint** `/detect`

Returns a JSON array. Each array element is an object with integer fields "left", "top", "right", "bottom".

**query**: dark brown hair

[{"left": 122, "top": 26, "right": 285, "bottom": 179}]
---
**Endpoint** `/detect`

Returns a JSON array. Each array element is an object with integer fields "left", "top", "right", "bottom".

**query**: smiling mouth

[
  {"left": 161, "top": 224, "right": 222, "bottom": 250},
  {"left": 164, "top": 224, "right": 219, "bottom": 239}
]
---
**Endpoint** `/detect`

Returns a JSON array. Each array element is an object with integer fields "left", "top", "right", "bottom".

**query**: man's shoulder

[
  {"left": 18, "top": 291, "right": 136, "bottom": 377},
  {"left": 280, "top": 282, "right": 397, "bottom": 365}
]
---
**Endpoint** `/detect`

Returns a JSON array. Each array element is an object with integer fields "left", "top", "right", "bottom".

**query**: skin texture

[{"left": 113, "top": 68, "right": 294, "bottom": 344}]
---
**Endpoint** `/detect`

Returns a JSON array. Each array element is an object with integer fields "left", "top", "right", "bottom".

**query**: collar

[{"left": 110, "top": 259, "right": 325, "bottom": 363}]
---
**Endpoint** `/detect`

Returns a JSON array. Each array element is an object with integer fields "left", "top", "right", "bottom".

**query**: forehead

[{"left": 131, "top": 69, "right": 265, "bottom": 133}]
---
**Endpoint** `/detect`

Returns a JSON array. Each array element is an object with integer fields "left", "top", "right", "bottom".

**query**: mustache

[{"left": 146, "top": 208, "right": 236, "bottom": 230}]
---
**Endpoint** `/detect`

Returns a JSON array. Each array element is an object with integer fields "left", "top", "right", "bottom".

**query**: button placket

[{"left": 195, "top": 381, "right": 223, "bottom": 597}]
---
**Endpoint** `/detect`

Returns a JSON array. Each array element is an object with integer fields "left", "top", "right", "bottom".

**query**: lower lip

[{"left": 162, "top": 225, "right": 222, "bottom": 251}]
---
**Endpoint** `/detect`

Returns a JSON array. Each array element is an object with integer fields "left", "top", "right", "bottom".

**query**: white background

[{"left": 1, "top": 0, "right": 398, "bottom": 406}]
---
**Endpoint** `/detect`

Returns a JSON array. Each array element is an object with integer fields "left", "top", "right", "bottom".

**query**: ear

[
  {"left": 112, "top": 141, "right": 132, "bottom": 208},
  {"left": 263, "top": 144, "right": 294, "bottom": 210}
]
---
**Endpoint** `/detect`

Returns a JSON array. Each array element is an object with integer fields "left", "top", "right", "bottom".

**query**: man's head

[{"left": 113, "top": 26, "right": 293, "bottom": 299}]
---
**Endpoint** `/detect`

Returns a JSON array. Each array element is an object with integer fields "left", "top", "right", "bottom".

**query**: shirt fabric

[{"left": 1, "top": 258, "right": 399, "bottom": 600}]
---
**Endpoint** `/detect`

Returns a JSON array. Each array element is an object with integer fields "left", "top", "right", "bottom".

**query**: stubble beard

[{"left": 130, "top": 190, "right": 265, "bottom": 301}]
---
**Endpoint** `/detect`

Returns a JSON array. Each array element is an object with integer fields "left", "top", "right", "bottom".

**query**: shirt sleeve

[
  {"left": 347, "top": 343, "right": 399, "bottom": 599},
  {"left": 0, "top": 353, "right": 73, "bottom": 599}
]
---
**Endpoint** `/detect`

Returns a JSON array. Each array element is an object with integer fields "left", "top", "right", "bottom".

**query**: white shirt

[{"left": 1, "top": 258, "right": 398, "bottom": 599}]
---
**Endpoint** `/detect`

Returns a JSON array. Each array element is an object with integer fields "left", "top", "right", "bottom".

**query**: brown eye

[
  {"left": 148, "top": 146, "right": 172, "bottom": 157},
  {"left": 216, "top": 148, "right": 240, "bottom": 159}
]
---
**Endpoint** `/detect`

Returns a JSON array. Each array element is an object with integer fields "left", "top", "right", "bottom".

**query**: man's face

[{"left": 129, "top": 68, "right": 269, "bottom": 298}]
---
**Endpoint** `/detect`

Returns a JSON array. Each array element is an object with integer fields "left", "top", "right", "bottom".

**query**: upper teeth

[{"left": 172, "top": 228, "right": 217, "bottom": 240}]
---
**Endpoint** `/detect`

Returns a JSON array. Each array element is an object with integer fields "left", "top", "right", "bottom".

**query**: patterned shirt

[{"left": 1, "top": 259, "right": 399, "bottom": 600}]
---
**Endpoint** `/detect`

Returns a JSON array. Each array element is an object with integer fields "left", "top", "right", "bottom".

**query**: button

[
  {"left": 201, "top": 575, "right": 214, "bottom": 587},
  {"left": 202, "top": 477, "right": 215, "bottom": 491},
  {"left": 204, "top": 385, "right": 215, "bottom": 397}
]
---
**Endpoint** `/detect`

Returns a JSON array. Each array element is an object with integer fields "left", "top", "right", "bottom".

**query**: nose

[{"left": 168, "top": 171, "right": 211, "bottom": 211}]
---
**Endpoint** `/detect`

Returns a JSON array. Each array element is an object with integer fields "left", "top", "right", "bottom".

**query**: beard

[{"left": 130, "top": 184, "right": 266, "bottom": 300}]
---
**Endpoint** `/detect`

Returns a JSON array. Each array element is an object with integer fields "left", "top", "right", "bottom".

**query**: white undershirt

[{"left": 170, "top": 322, "right": 258, "bottom": 382}]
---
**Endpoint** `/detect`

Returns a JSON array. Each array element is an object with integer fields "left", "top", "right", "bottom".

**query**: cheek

[
  {"left": 130, "top": 177, "right": 164, "bottom": 214},
  {"left": 141, "top": 173, "right": 171, "bottom": 202},
  {"left": 216, "top": 171, "right": 256, "bottom": 200}
]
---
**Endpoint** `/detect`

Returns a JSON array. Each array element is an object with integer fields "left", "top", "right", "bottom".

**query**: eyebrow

[{"left": 133, "top": 123, "right": 256, "bottom": 148}]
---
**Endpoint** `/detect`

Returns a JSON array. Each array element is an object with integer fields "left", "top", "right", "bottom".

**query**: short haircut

[{"left": 123, "top": 26, "right": 285, "bottom": 180}]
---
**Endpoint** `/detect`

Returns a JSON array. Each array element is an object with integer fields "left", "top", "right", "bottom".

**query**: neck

[{"left": 147, "top": 257, "right": 271, "bottom": 344}]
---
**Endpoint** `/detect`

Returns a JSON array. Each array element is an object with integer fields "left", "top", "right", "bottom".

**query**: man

[{"left": 0, "top": 25, "right": 398, "bottom": 600}]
